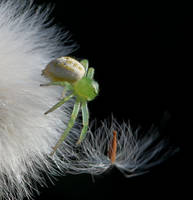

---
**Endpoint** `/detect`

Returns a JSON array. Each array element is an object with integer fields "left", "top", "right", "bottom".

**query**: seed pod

[{"left": 42, "top": 57, "right": 86, "bottom": 83}]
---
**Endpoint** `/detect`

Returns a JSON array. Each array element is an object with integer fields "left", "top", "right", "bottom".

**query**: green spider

[{"left": 40, "top": 57, "right": 99, "bottom": 156}]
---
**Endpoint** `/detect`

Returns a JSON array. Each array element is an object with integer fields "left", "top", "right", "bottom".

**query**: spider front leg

[
  {"left": 44, "top": 94, "right": 73, "bottom": 115},
  {"left": 41, "top": 81, "right": 71, "bottom": 100},
  {"left": 87, "top": 67, "right": 95, "bottom": 79},
  {"left": 50, "top": 100, "right": 81, "bottom": 156},
  {"left": 76, "top": 102, "right": 89, "bottom": 145},
  {"left": 80, "top": 59, "right": 89, "bottom": 72},
  {"left": 80, "top": 60, "right": 94, "bottom": 79},
  {"left": 40, "top": 81, "right": 66, "bottom": 87}
]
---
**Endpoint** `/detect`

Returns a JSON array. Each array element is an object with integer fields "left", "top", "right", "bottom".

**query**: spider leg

[
  {"left": 50, "top": 100, "right": 81, "bottom": 156},
  {"left": 80, "top": 59, "right": 89, "bottom": 73},
  {"left": 86, "top": 67, "right": 95, "bottom": 79},
  {"left": 44, "top": 94, "right": 73, "bottom": 115},
  {"left": 76, "top": 102, "right": 89, "bottom": 145},
  {"left": 40, "top": 81, "right": 66, "bottom": 87},
  {"left": 60, "top": 88, "right": 67, "bottom": 99}
]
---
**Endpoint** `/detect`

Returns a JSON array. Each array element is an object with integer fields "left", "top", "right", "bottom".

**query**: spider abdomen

[{"left": 42, "top": 57, "right": 85, "bottom": 83}]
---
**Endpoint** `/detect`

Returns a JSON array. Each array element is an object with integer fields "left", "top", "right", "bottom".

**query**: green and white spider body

[{"left": 41, "top": 57, "right": 99, "bottom": 156}]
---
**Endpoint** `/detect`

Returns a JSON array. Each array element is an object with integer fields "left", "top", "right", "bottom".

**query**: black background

[{"left": 33, "top": 0, "right": 191, "bottom": 199}]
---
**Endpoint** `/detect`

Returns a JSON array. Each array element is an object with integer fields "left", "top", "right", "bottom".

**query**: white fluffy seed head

[
  {"left": 68, "top": 118, "right": 179, "bottom": 177},
  {"left": 0, "top": 0, "right": 78, "bottom": 199}
]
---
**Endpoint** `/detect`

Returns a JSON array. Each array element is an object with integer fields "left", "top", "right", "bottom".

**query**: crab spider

[{"left": 41, "top": 57, "right": 99, "bottom": 156}]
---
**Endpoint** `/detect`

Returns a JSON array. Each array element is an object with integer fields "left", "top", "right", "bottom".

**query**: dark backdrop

[{"left": 34, "top": 0, "right": 190, "bottom": 199}]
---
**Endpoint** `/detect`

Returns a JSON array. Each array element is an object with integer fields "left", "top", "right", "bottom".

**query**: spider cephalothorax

[{"left": 41, "top": 57, "right": 99, "bottom": 155}]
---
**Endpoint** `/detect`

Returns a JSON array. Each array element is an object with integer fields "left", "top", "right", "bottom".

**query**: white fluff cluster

[
  {"left": 69, "top": 118, "right": 178, "bottom": 177},
  {"left": 0, "top": 0, "right": 77, "bottom": 199}
]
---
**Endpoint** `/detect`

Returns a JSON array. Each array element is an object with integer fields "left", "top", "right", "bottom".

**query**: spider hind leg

[
  {"left": 50, "top": 101, "right": 81, "bottom": 156},
  {"left": 76, "top": 102, "right": 89, "bottom": 145}
]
